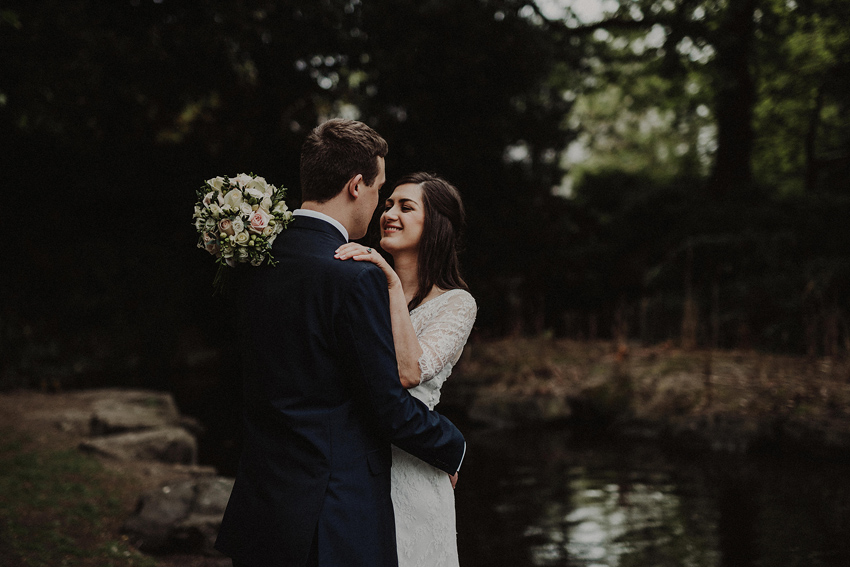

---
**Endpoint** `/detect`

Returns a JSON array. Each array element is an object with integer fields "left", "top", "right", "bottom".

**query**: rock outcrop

[
  {"left": 123, "top": 477, "right": 235, "bottom": 555},
  {"left": 32, "top": 388, "right": 234, "bottom": 558}
]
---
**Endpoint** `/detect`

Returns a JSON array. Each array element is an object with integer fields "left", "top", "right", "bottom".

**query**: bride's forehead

[{"left": 387, "top": 183, "right": 423, "bottom": 202}]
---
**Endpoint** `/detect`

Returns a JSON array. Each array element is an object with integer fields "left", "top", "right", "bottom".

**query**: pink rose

[
  {"left": 218, "top": 218, "right": 235, "bottom": 236},
  {"left": 202, "top": 232, "right": 220, "bottom": 256},
  {"left": 248, "top": 209, "right": 270, "bottom": 233}
]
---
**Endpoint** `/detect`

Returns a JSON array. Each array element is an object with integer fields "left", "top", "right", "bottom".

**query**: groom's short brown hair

[{"left": 300, "top": 119, "right": 388, "bottom": 203}]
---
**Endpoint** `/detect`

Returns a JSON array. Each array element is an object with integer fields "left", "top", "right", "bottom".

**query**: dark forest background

[{"left": 2, "top": 0, "right": 849, "bottom": 465}]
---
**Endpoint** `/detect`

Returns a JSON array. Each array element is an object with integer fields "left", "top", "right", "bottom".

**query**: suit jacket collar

[{"left": 290, "top": 215, "right": 348, "bottom": 246}]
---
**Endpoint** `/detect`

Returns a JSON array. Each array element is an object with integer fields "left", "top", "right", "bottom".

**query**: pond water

[{"left": 452, "top": 424, "right": 850, "bottom": 567}]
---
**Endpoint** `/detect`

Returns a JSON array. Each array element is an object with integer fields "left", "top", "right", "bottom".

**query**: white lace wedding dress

[{"left": 391, "top": 288, "right": 477, "bottom": 567}]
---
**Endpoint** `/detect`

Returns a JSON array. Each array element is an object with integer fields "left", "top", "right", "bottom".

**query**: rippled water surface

[{"left": 453, "top": 425, "right": 850, "bottom": 567}]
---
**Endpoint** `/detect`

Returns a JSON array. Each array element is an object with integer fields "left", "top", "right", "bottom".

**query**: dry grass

[{"left": 457, "top": 338, "right": 850, "bottom": 423}]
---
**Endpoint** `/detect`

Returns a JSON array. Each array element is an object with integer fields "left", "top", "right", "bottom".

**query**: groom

[{"left": 214, "top": 119, "right": 466, "bottom": 567}]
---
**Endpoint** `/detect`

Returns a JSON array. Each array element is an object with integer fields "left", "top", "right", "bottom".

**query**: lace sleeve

[{"left": 417, "top": 291, "right": 477, "bottom": 383}]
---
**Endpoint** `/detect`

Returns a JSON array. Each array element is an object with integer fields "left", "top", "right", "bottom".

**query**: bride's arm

[{"left": 335, "top": 244, "right": 423, "bottom": 388}]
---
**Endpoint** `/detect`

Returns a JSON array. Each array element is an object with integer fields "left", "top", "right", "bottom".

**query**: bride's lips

[{"left": 383, "top": 225, "right": 401, "bottom": 234}]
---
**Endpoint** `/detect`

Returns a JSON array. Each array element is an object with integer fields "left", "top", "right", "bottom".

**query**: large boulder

[
  {"left": 123, "top": 477, "right": 235, "bottom": 555},
  {"left": 79, "top": 426, "right": 197, "bottom": 464},
  {"left": 51, "top": 389, "right": 202, "bottom": 436},
  {"left": 88, "top": 390, "right": 182, "bottom": 435}
]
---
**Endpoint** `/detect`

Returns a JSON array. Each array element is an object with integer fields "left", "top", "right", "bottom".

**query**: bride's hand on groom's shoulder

[{"left": 334, "top": 244, "right": 400, "bottom": 290}]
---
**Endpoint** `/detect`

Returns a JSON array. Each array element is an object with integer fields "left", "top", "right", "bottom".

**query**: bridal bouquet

[{"left": 193, "top": 173, "right": 292, "bottom": 290}]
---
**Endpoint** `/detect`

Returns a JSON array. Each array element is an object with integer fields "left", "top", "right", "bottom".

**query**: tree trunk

[
  {"left": 708, "top": 0, "right": 758, "bottom": 196},
  {"left": 804, "top": 88, "right": 825, "bottom": 192}
]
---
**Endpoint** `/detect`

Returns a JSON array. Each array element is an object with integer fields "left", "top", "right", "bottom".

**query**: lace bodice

[
  {"left": 392, "top": 288, "right": 476, "bottom": 567},
  {"left": 407, "top": 289, "right": 477, "bottom": 410}
]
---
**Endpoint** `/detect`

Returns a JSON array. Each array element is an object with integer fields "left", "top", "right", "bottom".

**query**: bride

[{"left": 335, "top": 172, "right": 477, "bottom": 567}]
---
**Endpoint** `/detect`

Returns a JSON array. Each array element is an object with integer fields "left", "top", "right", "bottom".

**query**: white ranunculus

[
  {"left": 231, "top": 217, "right": 245, "bottom": 233},
  {"left": 240, "top": 202, "right": 254, "bottom": 216},
  {"left": 233, "top": 173, "right": 253, "bottom": 187},
  {"left": 235, "top": 231, "right": 250, "bottom": 245},
  {"left": 223, "top": 188, "right": 243, "bottom": 210},
  {"left": 207, "top": 177, "right": 225, "bottom": 192}
]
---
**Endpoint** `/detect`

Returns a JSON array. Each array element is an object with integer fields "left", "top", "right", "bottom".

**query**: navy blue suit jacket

[{"left": 214, "top": 216, "right": 466, "bottom": 566}]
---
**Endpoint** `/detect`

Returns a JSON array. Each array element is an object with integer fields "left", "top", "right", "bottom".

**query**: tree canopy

[{"left": 2, "top": 0, "right": 850, "bottom": 393}]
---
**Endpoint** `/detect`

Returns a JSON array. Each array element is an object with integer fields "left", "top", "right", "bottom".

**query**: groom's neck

[{"left": 301, "top": 199, "right": 355, "bottom": 239}]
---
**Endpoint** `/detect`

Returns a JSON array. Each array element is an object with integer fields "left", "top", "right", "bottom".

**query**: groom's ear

[{"left": 346, "top": 174, "right": 364, "bottom": 199}]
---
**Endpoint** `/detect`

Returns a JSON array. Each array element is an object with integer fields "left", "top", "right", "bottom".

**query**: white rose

[
  {"left": 209, "top": 204, "right": 222, "bottom": 217},
  {"left": 235, "top": 231, "right": 250, "bottom": 245},
  {"left": 239, "top": 202, "right": 254, "bottom": 216},
  {"left": 272, "top": 201, "right": 288, "bottom": 214},
  {"left": 232, "top": 173, "right": 253, "bottom": 187},
  {"left": 245, "top": 187, "right": 265, "bottom": 200},
  {"left": 206, "top": 177, "right": 225, "bottom": 192},
  {"left": 261, "top": 196, "right": 273, "bottom": 211},
  {"left": 262, "top": 226, "right": 274, "bottom": 237},
  {"left": 232, "top": 217, "right": 245, "bottom": 233},
  {"left": 223, "top": 188, "right": 243, "bottom": 209},
  {"left": 247, "top": 177, "right": 269, "bottom": 194}
]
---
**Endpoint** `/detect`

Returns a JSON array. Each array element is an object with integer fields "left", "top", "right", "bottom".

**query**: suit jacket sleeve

[{"left": 339, "top": 265, "right": 465, "bottom": 474}]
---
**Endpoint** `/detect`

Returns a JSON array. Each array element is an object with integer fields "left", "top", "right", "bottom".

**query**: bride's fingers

[
  {"left": 334, "top": 244, "right": 374, "bottom": 259},
  {"left": 351, "top": 251, "right": 381, "bottom": 264}
]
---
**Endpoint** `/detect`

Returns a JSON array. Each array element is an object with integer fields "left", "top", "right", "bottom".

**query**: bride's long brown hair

[{"left": 380, "top": 172, "right": 469, "bottom": 311}]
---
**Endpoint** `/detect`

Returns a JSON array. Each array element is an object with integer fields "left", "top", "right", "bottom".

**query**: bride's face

[{"left": 380, "top": 183, "right": 425, "bottom": 256}]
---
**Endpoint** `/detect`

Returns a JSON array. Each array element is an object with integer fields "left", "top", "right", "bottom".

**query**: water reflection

[{"left": 453, "top": 424, "right": 850, "bottom": 567}]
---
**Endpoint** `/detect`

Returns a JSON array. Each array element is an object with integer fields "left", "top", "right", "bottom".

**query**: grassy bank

[
  {"left": 0, "top": 427, "right": 157, "bottom": 567},
  {"left": 454, "top": 338, "right": 850, "bottom": 428}
]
